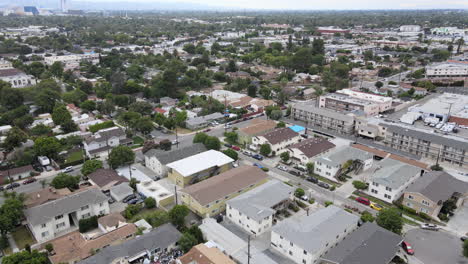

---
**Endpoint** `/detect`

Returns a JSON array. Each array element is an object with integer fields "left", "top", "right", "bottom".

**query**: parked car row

[
  {"left": 122, "top": 193, "right": 144, "bottom": 205},
  {"left": 355, "top": 197, "right": 383, "bottom": 211},
  {"left": 0, "top": 177, "right": 39, "bottom": 191}
]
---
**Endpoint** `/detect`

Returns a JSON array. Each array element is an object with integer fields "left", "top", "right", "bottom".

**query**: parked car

[
  {"left": 122, "top": 194, "right": 137, "bottom": 203},
  {"left": 231, "top": 146, "right": 241, "bottom": 151},
  {"left": 370, "top": 202, "right": 383, "bottom": 211},
  {"left": 5, "top": 182, "right": 20, "bottom": 190},
  {"left": 203, "top": 128, "right": 211, "bottom": 132},
  {"left": 293, "top": 165, "right": 307, "bottom": 172},
  {"left": 276, "top": 165, "right": 288, "bottom": 171},
  {"left": 62, "top": 166, "right": 74, "bottom": 173},
  {"left": 306, "top": 176, "right": 319, "bottom": 184},
  {"left": 317, "top": 182, "right": 330, "bottom": 189},
  {"left": 252, "top": 154, "right": 264, "bottom": 160},
  {"left": 253, "top": 163, "right": 264, "bottom": 169},
  {"left": 22, "top": 178, "right": 37, "bottom": 185},
  {"left": 420, "top": 223, "right": 440, "bottom": 231},
  {"left": 242, "top": 150, "right": 252, "bottom": 157},
  {"left": 0, "top": 186, "right": 4, "bottom": 192},
  {"left": 300, "top": 195, "right": 309, "bottom": 201},
  {"left": 224, "top": 143, "right": 232, "bottom": 148},
  {"left": 355, "top": 197, "right": 371, "bottom": 206},
  {"left": 288, "top": 170, "right": 302, "bottom": 177},
  {"left": 171, "top": 140, "right": 179, "bottom": 145},
  {"left": 108, "top": 198, "right": 115, "bottom": 204},
  {"left": 461, "top": 236, "right": 467, "bottom": 241},
  {"left": 401, "top": 241, "right": 414, "bottom": 255},
  {"left": 127, "top": 198, "right": 140, "bottom": 204}
]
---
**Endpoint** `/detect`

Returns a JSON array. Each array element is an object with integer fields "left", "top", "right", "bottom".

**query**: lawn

[
  {"left": 65, "top": 150, "right": 84, "bottom": 163},
  {"left": 132, "top": 136, "right": 144, "bottom": 146},
  {"left": 12, "top": 226, "right": 36, "bottom": 250}
]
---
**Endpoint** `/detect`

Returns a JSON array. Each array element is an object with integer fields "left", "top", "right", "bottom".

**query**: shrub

[
  {"left": 308, "top": 198, "right": 315, "bottom": 204},
  {"left": 402, "top": 205, "right": 417, "bottom": 215},
  {"left": 361, "top": 211, "right": 375, "bottom": 222},
  {"left": 438, "top": 213, "right": 449, "bottom": 222},
  {"left": 288, "top": 203, "right": 299, "bottom": 212},
  {"left": 345, "top": 208, "right": 353, "bottom": 213},
  {"left": 294, "top": 188, "right": 305, "bottom": 198},
  {"left": 79, "top": 216, "right": 98, "bottom": 233},
  {"left": 261, "top": 167, "right": 269, "bottom": 172},
  {"left": 89, "top": 121, "right": 115, "bottom": 133},
  {"left": 419, "top": 212, "right": 432, "bottom": 221},
  {"left": 352, "top": 180, "right": 368, "bottom": 190},
  {"left": 144, "top": 197, "right": 156, "bottom": 209},
  {"left": 330, "top": 186, "right": 336, "bottom": 191},
  {"left": 296, "top": 200, "right": 307, "bottom": 208},
  {"left": 324, "top": 201, "right": 333, "bottom": 207},
  {"left": 124, "top": 204, "right": 142, "bottom": 219}
]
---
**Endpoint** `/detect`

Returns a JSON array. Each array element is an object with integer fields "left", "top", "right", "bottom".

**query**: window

[
  {"left": 408, "top": 195, "right": 414, "bottom": 200},
  {"left": 290, "top": 242, "right": 294, "bottom": 246},
  {"left": 55, "top": 215, "right": 63, "bottom": 220},
  {"left": 373, "top": 182, "right": 379, "bottom": 187},
  {"left": 82, "top": 213, "right": 91, "bottom": 219},
  {"left": 41, "top": 231, "right": 49, "bottom": 238},
  {"left": 56, "top": 222, "right": 65, "bottom": 229},
  {"left": 99, "top": 210, "right": 105, "bottom": 215},
  {"left": 41, "top": 223, "right": 46, "bottom": 228},
  {"left": 289, "top": 251, "right": 293, "bottom": 256},
  {"left": 303, "top": 250, "right": 307, "bottom": 255},
  {"left": 406, "top": 202, "right": 412, "bottom": 207},
  {"left": 81, "top": 205, "right": 89, "bottom": 211},
  {"left": 303, "top": 260, "right": 306, "bottom": 264},
  {"left": 280, "top": 236, "right": 283, "bottom": 240},
  {"left": 100, "top": 202, "right": 104, "bottom": 207},
  {"left": 371, "top": 189, "right": 378, "bottom": 194},
  {"left": 422, "top": 200, "right": 430, "bottom": 206},
  {"left": 385, "top": 187, "right": 392, "bottom": 192}
]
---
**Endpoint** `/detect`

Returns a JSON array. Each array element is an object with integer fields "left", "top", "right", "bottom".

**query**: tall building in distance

[{"left": 60, "top": 0, "right": 67, "bottom": 13}]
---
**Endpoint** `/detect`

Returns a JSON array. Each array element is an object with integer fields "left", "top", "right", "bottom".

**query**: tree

[
  {"left": 361, "top": 211, "right": 375, "bottom": 223},
  {"left": 0, "top": 87, "right": 24, "bottom": 110},
  {"left": 163, "top": 118, "right": 176, "bottom": 130},
  {"left": 464, "top": 240, "right": 468, "bottom": 258},
  {"left": 50, "top": 173, "right": 80, "bottom": 190},
  {"left": 50, "top": 62, "right": 64, "bottom": 77},
  {"left": 1, "top": 250, "right": 49, "bottom": 264},
  {"left": 440, "top": 198, "right": 457, "bottom": 216},
  {"left": 306, "top": 162, "right": 314, "bottom": 174},
  {"left": 35, "top": 89, "right": 60, "bottom": 113},
  {"left": 204, "top": 136, "right": 221, "bottom": 150},
  {"left": 193, "top": 133, "right": 208, "bottom": 144},
  {"left": 159, "top": 139, "right": 172, "bottom": 151},
  {"left": 226, "top": 60, "right": 237, "bottom": 72},
  {"left": 352, "top": 181, "right": 368, "bottom": 190},
  {"left": 129, "top": 102, "right": 153, "bottom": 116},
  {"left": 270, "top": 110, "right": 283, "bottom": 120},
  {"left": 108, "top": 146, "right": 135, "bottom": 169},
  {"left": 276, "top": 121, "right": 286, "bottom": 128},
  {"left": 247, "top": 84, "right": 257, "bottom": 97},
  {"left": 174, "top": 111, "right": 188, "bottom": 127},
  {"left": 44, "top": 243, "right": 54, "bottom": 254},
  {"left": 154, "top": 113, "right": 166, "bottom": 126},
  {"left": 260, "top": 144, "right": 271, "bottom": 156},
  {"left": 144, "top": 197, "right": 156, "bottom": 209},
  {"left": 294, "top": 188, "right": 305, "bottom": 198},
  {"left": 124, "top": 204, "right": 142, "bottom": 219},
  {"left": 34, "top": 136, "right": 61, "bottom": 159},
  {"left": 81, "top": 160, "right": 103, "bottom": 176},
  {"left": 169, "top": 205, "right": 189, "bottom": 229},
  {"left": 178, "top": 232, "right": 198, "bottom": 252},
  {"left": 280, "top": 152, "right": 290, "bottom": 163},
  {"left": 222, "top": 149, "right": 238, "bottom": 161},
  {"left": 79, "top": 100, "right": 97, "bottom": 113},
  {"left": 135, "top": 117, "right": 154, "bottom": 135},
  {"left": 29, "top": 124, "right": 52, "bottom": 137},
  {"left": 129, "top": 178, "right": 140, "bottom": 191},
  {"left": 430, "top": 164, "right": 444, "bottom": 171},
  {"left": 118, "top": 111, "right": 141, "bottom": 131},
  {"left": 377, "top": 67, "right": 393, "bottom": 77},
  {"left": 224, "top": 131, "right": 238, "bottom": 144},
  {"left": 376, "top": 208, "right": 403, "bottom": 234},
  {"left": 2, "top": 127, "right": 27, "bottom": 152},
  {"left": 375, "top": 81, "right": 383, "bottom": 89}
]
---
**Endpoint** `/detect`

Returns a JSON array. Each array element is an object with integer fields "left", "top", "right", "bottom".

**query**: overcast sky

[{"left": 82, "top": 0, "right": 468, "bottom": 10}]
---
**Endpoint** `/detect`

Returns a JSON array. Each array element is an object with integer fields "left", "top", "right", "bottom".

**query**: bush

[
  {"left": 79, "top": 216, "right": 98, "bottom": 233},
  {"left": 222, "top": 149, "right": 238, "bottom": 161},
  {"left": 419, "top": 212, "right": 432, "bottom": 221},
  {"left": 144, "top": 197, "right": 156, "bottom": 209},
  {"left": 361, "top": 211, "right": 375, "bottom": 223},
  {"left": 261, "top": 167, "right": 269, "bottom": 172},
  {"left": 89, "top": 121, "right": 115, "bottom": 133},
  {"left": 296, "top": 200, "right": 307, "bottom": 208},
  {"left": 330, "top": 186, "right": 336, "bottom": 191},
  {"left": 294, "top": 188, "right": 305, "bottom": 198},
  {"left": 401, "top": 205, "right": 417, "bottom": 215},
  {"left": 308, "top": 198, "right": 315, "bottom": 204},
  {"left": 124, "top": 204, "right": 142, "bottom": 219},
  {"left": 352, "top": 180, "right": 368, "bottom": 190},
  {"left": 288, "top": 203, "right": 299, "bottom": 212},
  {"left": 325, "top": 201, "right": 333, "bottom": 207},
  {"left": 438, "top": 213, "right": 449, "bottom": 222}
]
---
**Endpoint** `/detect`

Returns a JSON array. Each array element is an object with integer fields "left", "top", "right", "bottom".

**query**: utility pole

[
  {"left": 174, "top": 185, "right": 178, "bottom": 205},
  {"left": 247, "top": 235, "right": 251, "bottom": 264}
]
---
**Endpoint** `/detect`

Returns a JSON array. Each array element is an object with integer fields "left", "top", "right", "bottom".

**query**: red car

[
  {"left": 203, "top": 128, "right": 211, "bottom": 132},
  {"left": 401, "top": 241, "right": 414, "bottom": 255},
  {"left": 22, "top": 178, "right": 37, "bottom": 185},
  {"left": 231, "top": 146, "right": 241, "bottom": 151},
  {"left": 355, "top": 197, "right": 371, "bottom": 206}
]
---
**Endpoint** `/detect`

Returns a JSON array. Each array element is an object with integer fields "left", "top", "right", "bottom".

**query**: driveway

[
  {"left": 447, "top": 203, "right": 468, "bottom": 236},
  {"left": 405, "top": 228, "right": 467, "bottom": 264}
]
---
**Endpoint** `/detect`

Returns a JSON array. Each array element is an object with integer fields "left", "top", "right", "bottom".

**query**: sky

[{"left": 76, "top": 0, "right": 468, "bottom": 10}]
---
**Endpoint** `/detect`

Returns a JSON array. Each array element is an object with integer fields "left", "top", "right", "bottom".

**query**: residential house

[
  {"left": 226, "top": 179, "right": 293, "bottom": 236},
  {"left": 160, "top": 97, "right": 178, "bottom": 107},
  {"left": 250, "top": 98, "right": 276, "bottom": 112},
  {"left": 180, "top": 166, "right": 268, "bottom": 217},
  {"left": 144, "top": 143, "right": 207, "bottom": 177},
  {"left": 368, "top": 158, "right": 424, "bottom": 203},
  {"left": 98, "top": 213, "right": 128, "bottom": 233},
  {"left": 83, "top": 127, "right": 132, "bottom": 159},
  {"left": 24, "top": 187, "right": 72, "bottom": 208},
  {"left": 320, "top": 222, "right": 403, "bottom": 264},
  {"left": 403, "top": 171, "right": 468, "bottom": 218},
  {"left": 78, "top": 224, "right": 181, "bottom": 264},
  {"left": 287, "top": 138, "right": 336, "bottom": 166},
  {"left": 238, "top": 119, "right": 277, "bottom": 145},
  {"left": 0, "top": 165, "right": 34, "bottom": 183},
  {"left": 136, "top": 180, "right": 174, "bottom": 208},
  {"left": 167, "top": 150, "right": 234, "bottom": 187},
  {"left": 271, "top": 206, "right": 359, "bottom": 264},
  {"left": 252, "top": 127, "right": 301, "bottom": 154},
  {"left": 177, "top": 243, "right": 236, "bottom": 264},
  {"left": 25, "top": 188, "right": 110, "bottom": 243},
  {"left": 0, "top": 68, "right": 36, "bottom": 88},
  {"left": 292, "top": 104, "right": 356, "bottom": 135},
  {"left": 314, "top": 146, "right": 374, "bottom": 181},
  {"left": 109, "top": 183, "right": 133, "bottom": 202},
  {"left": 186, "top": 112, "right": 225, "bottom": 130},
  {"left": 87, "top": 168, "right": 128, "bottom": 191}
]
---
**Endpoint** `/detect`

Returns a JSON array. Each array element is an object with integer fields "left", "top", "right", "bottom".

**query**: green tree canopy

[
  {"left": 33, "top": 136, "right": 61, "bottom": 159},
  {"left": 260, "top": 144, "right": 271, "bottom": 156},
  {"left": 2, "top": 249, "right": 49, "bottom": 264},
  {"left": 108, "top": 146, "right": 135, "bottom": 169},
  {"left": 169, "top": 204, "right": 189, "bottom": 230},
  {"left": 2, "top": 127, "right": 27, "bottom": 152},
  {"left": 81, "top": 160, "right": 103, "bottom": 176},
  {"left": 376, "top": 208, "right": 403, "bottom": 234},
  {"left": 50, "top": 173, "right": 80, "bottom": 190},
  {"left": 222, "top": 149, "right": 238, "bottom": 161}
]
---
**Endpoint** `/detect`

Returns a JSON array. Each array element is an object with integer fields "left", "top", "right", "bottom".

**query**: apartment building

[
  {"left": 226, "top": 180, "right": 293, "bottom": 236},
  {"left": 177, "top": 243, "right": 235, "bottom": 264},
  {"left": 44, "top": 53, "right": 100, "bottom": 70},
  {"left": 381, "top": 123, "right": 468, "bottom": 169},
  {"left": 25, "top": 188, "right": 110, "bottom": 243},
  {"left": 0, "top": 68, "right": 36, "bottom": 88},
  {"left": 179, "top": 166, "right": 268, "bottom": 217},
  {"left": 292, "top": 103, "right": 355, "bottom": 135},
  {"left": 252, "top": 127, "right": 302, "bottom": 154},
  {"left": 271, "top": 206, "right": 359, "bottom": 264},
  {"left": 319, "top": 90, "right": 392, "bottom": 117}
]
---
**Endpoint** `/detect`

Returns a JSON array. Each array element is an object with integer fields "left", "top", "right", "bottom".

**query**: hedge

[
  {"left": 79, "top": 216, "right": 98, "bottom": 233},
  {"left": 89, "top": 121, "right": 115, "bottom": 133}
]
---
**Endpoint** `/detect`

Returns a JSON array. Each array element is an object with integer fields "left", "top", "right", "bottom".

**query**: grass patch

[
  {"left": 403, "top": 217, "right": 419, "bottom": 226},
  {"left": 352, "top": 191, "right": 394, "bottom": 207},
  {"left": 65, "top": 150, "right": 84, "bottom": 163},
  {"left": 12, "top": 226, "right": 36, "bottom": 250},
  {"left": 176, "top": 127, "right": 193, "bottom": 135},
  {"left": 132, "top": 136, "right": 144, "bottom": 146}
]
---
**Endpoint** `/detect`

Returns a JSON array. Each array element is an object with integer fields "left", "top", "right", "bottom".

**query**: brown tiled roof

[
  {"left": 25, "top": 187, "right": 72, "bottom": 208},
  {"left": 229, "top": 96, "right": 253, "bottom": 108},
  {"left": 259, "top": 127, "right": 299, "bottom": 145},
  {"left": 0, "top": 68, "right": 24, "bottom": 77},
  {"left": 289, "top": 138, "right": 336, "bottom": 158},
  {"left": 180, "top": 166, "right": 268, "bottom": 206},
  {"left": 449, "top": 116, "right": 468, "bottom": 126},
  {"left": 47, "top": 224, "right": 137, "bottom": 264},
  {"left": 240, "top": 119, "right": 277, "bottom": 136},
  {"left": 178, "top": 244, "right": 235, "bottom": 264},
  {"left": 87, "top": 168, "right": 128, "bottom": 188},
  {"left": 98, "top": 213, "right": 126, "bottom": 229}
]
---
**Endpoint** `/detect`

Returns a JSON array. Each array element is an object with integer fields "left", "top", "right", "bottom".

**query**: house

[
  {"left": 403, "top": 171, "right": 468, "bottom": 218},
  {"left": 87, "top": 168, "right": 128, "bottom": 191},
  {"left": 0, "top": 165, "right": 34, "bottom": 183},
  {"left": 144, "top": 143, "right": 207, "bottom": 177},
  {"left": 368, "top": 158, "right": 424, "bottom": 203},
  {"left": 226, "top": 179, "right": 293, "bottom": 236},
  {"left": 0, "top": 68, "right": 36, "bottom": 88},
  {"left": 46, "top": 222, "right": 137, "bottom": 264},
  {"left": 238, "top": 119, "right": 277, "bottom": 145},
  {"left": 98, "top": 213, "right": 128, "bottom": 233},
  {"left": 78, "top": 224, "right": 182, "bottom": 264},
  {"left": 314, "top": 146, "right": 374, "bottom": 181},
  {"left": 83, "top": 127, "right": 132, "bottom": 159},
  {"left": 250, "top": 98, "right": 276, "bottom": 112},
  {"left": 199, "top": 218, "right": 277, "bottom": 264},
  {"left": 180, "top": 166, "right": 269, "bottom": 217},
  {"left": 25, "top": 188, "right": 110, "bottom": 243},
  {"left": 252, "top": 127, "right": 301, "bottom": 154},
  {"left": 136, "top": 180, "right": 174, "bottom": 208},
  {"left": 320, "top": 222, "right": 403, "bottom": 264},
  {"left": 109, "top": 183, "right": 133, "bottom": 202},
  {"left": 271, "top": 206, "right": 359, "bottom": 264},
  {"left": 287, "top": 138, "right": 336, "bottom": 166},
  {"left": 24, "top": 187, "right": 72, "bottom": 208},
  {"left": 160, "top": 97, "right": 178, "bottom": 107},
  {"left": 186, "top": 112, "right": 225, "bottom": 130},
  {"left": 177, "top": 243, "right": 236, "bottom": 264},
  {"left": 167, "top": 150, "right": 234, "bottom": 187}
]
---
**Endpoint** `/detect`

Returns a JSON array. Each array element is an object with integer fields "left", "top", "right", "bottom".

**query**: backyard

[{"left": 65, "top": 150, "right": 84, "bottom": 164}]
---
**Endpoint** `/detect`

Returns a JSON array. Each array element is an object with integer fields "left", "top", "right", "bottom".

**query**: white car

[
  {"left": 300, "top": 195, "right": 309, "bottom": 201},
  {"left": 61, "top": 166, "right": 73, "bottom": 173},
  {"left": 172, "top": 140, "right": 179, "bottom": 145},
  {"left": 276, "top": 165, "right": 288, "bottom": 171},
  {"left": 420, "top": 223, "right": 440, "bottom": 231}
]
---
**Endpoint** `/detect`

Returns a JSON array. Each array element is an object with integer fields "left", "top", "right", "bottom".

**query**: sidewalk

[{"left": 7, "top": 233, "right": 19, "bottom": 253}]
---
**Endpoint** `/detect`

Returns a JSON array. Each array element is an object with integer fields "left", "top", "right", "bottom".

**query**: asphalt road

[{"left": 405, "top": 228, "right": 468, "bottom": 264}]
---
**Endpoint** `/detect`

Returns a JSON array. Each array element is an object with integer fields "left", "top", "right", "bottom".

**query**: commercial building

[
  {"left": 287, "top": 138, "right": 336, "bottom": 166},
  {"left": 271, "top": 206, "right": 359, "bottom": 264},
  {"left": 426, "top": 61, "right": 468, "bottom": 77},
  {"left": 252, "top": 127, "right": 302, "bottom": 154},
  {"left": 25, "top": 188, "right": 110, "bottom": 243},
  {"left": 167, "top": 150, "right": 234, "bottom": 187},
  {"left": 0, "top": 68, "right": 36, "bottom": 88},
  {"left": 319, "top": 90, "right": 392, "bottom": 117},
  {"left": 399, "top": 25, "right": 422, "bottom": 32},
  {"left": 226, "top": 179, "right": 293, "bottom": 236},
  {"left": 292, "top": 103, "right": 355, "bottom": 135},
  {"left": 136, "top": 179, "right": 174, "bottom": 208},
  {"left": 403, "top": 171, "right": 468, "bottom": 218}
]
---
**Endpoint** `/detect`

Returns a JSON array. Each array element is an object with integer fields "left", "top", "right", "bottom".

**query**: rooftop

[
  {"left": 406, "top": 171, "right": 468, "bottom": 203},
  {"left": 87, "top": 168, "right": 128, "bottom": 189},
  {"left": 318, "top": 146, "right": 373, "bottom": 167},
  {"left": 259, "top": 127, "right": 299, "bottom": 145},
  {"left": 289, "top": 137, "right": 336, "bottom": 158},
  {"left": 178, "top": 243, "right": 236, "bottom": 264},
  {"left": 24, "top": 187, "right": 72, "bottom": 208},
  {"left": 372, "top": 158, "right": 422, "bottom": 189},
  {"left": 166, "top": 150, "right": 234, "bottom": 177},
  {"left": 239, "top": 119, "right": 277, "bottom": 136},
  {"left": 144, "top": 143, "right": 207, "bottom": 165},
  {"left": 293, "top": 103, "right": 355, "bottom": 123}
]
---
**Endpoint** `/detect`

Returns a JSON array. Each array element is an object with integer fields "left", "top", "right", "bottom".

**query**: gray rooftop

[
  {"left": 272, "top": 205, "right": 359, "bottom": 253},
  {"left": 406, "top": 171, "right": 468, "bottom": 203},
  {"left": 109, "top": 182, "right": 133, "bottom": 196},
  {"left": 25, "top": 188, "right": 108, "bottom": 227},
  {"left": 292, "top": 103, "right": 355, "bottom": 123},
  {"left": 144, "top": 143, "right": 207, "bottom": 165},
  {"left": 186, "top": 112, "right": 224, "bottom": 126},
  {"left": 78, "top": 224, "right": 181, "bottom": 264},
  {"left": 321, "top": 222, "right": 403, "bottom": 264},
  {"left": 318, "top": 146, "right": 373, "bottom": 167},
  {"left": 372, "top": 158, "right": 422, "bottom": 189},
  {"left": 227, "top": 180, "right": 293, "bottom": 222}
]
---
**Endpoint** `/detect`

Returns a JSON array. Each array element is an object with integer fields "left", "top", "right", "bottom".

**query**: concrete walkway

[{"left": 7, "top": 233, "right": 19, "bottom": 253}]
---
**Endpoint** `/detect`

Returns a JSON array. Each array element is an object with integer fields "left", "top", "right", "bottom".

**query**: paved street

[{"left": 405, "top": 228, "right": 468, "bottom": 264}]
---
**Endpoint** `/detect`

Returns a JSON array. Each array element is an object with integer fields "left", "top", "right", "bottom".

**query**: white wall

[
  {"left": 145, "top": 156, "right": 167, "bottom": 176},
  {"left": 368, "top": 172, "right": 420, "bottom": 203},
  {"left": 226, "top": 204, "right": 272, "bottom": 236}
]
